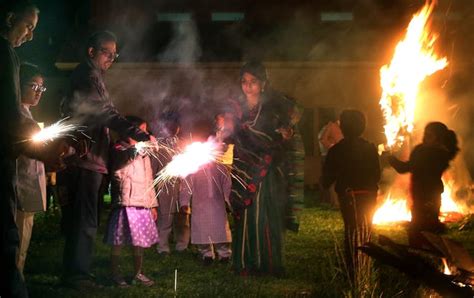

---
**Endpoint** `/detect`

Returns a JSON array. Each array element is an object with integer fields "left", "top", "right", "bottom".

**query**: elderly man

[
  {"left": 0, "top": 1, "right": 40, "bottom": 297},
  {"left": 60, "top": 31, "right": 154, "bottom": 288}
]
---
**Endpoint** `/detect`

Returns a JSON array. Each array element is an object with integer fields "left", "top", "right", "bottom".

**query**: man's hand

[
  {"left": 128, "top": 138, "right": 138, "bottom": 146},
  {"left": 40, "top": 149, "right": 66, "bottom": 171}
]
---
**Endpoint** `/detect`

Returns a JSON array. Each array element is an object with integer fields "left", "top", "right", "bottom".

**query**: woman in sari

[{"left": 229, "top": 61, "right": 302, "bottom": 276}]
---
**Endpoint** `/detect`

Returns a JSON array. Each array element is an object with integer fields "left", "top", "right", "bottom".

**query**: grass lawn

[{"left": 24, "top": 193, "right": 474, "bottom": 297}]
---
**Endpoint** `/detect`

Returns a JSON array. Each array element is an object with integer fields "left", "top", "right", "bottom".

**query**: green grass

[{"left": 24, "top": 198, "right": 474, "bottom": 297}]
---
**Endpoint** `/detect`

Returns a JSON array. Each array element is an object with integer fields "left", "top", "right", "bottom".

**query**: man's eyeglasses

[
  {"left": 99, "top": 48, "right": 119, "bottom": 60},
  {"left": 29, "top": 83, "right": 47, "bottom": 92}
]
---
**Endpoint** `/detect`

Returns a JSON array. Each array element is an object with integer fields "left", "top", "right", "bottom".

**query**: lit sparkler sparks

[
  {"left": 135, "top": 140, "right": 159, "bottom": 158},
  {"left": 153, "top": 139, "right": 222, "bottom": 190},
  {"left": 160, "top": 140, "right": 220, "bottom": 178},
  {"left": 134, "top": 139, "right": 178, "bottom": 160},
  {"left": 31, "top": 118, "right": 83, "bottom": 144},
  {"left": 379, "top": 0, "right": 447, "bottom": 150}
]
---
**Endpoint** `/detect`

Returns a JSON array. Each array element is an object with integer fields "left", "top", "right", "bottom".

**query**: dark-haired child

[
  {"left": 389, "top": 121, "right": 459, "bottom": 247},
  {"left": 321, "top": 109, "right": 381, "bottom": 281}
]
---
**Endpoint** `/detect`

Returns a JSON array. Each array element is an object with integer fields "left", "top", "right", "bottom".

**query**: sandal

[{"left": 132, "top": 273, "right": 154, "bottom": 287}]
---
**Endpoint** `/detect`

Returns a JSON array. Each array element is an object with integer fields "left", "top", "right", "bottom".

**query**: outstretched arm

[
  {"left": 388, "top": 155, "right": 410, "bottom": 173},
  {"left": 66, "top": 73, "right": 152, "bottom": 143}
]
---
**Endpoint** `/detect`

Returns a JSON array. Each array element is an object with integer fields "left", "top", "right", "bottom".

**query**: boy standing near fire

[{"left": 320, "top": 109, "right": 380, "bottom": 284}]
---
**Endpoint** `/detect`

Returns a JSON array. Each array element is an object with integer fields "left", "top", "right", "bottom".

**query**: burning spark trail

[
  {"left": 153, "top": 139, "right": 223, "bottom": 191},
  {"left": 134, "top": 139, "right": 177, "bottom": 161},
  {"left": 379, "top": 0, "right": 447, "bottom": 150},
  {"left": 31, "top": 118, "right": 84, "bottom": 144}
]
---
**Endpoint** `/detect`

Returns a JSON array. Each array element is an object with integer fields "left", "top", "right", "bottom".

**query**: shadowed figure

[
  {"left": 388, "top": 121, "right": 459, "bottom": 248},
  {"left": 0, "top": 2, "right": 64, "bottom": 296},
  {"left": 320, "top": 109, "right": 380, "bottom": 287}
]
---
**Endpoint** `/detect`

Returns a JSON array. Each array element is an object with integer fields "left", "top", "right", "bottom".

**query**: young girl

[
  {"left": 389, "top": 122, "right": 459, "bottom": 247},
  {"left": 104, "top": 116, "right": 158, "bottom": 287}
]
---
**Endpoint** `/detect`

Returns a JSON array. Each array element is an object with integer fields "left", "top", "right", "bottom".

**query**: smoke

[
  {"left": 105, "top": 15, "right": 238, "bottom": 138},
  {"left": 69, "top": 0, "right": 474, "bottom": 182},
  {"left": 157, "top": 22, "right": 202, "bottom": 63}
]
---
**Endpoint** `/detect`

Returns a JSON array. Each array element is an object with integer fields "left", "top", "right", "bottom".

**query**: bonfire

[{"left": 373, "top": 1, "right": 467, "bottom": 225}]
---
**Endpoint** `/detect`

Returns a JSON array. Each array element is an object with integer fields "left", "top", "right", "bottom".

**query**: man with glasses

[
  {"left": 59, "top": 30, "right": 154, "bottom": 289},
  {"left": 29, "top": 83, "right": 46, "bottom": 92}
]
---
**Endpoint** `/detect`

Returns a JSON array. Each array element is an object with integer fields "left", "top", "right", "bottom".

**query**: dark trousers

[
  {"left": 61, "top": 167, "right": 103, "bottom": 278},
  {"left": 338, "top": 191, "right": 377, "bottom": 284},
  {"left": 408, "top": 192, "right": 445, "bottom": 247},
  {"left": 0, "top": 159, "right": 28, "bottom": 297}
]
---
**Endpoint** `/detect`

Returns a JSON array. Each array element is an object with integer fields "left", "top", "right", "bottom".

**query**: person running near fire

[{"left": 388, "top": 122, "right": 459, "bottom": 247}]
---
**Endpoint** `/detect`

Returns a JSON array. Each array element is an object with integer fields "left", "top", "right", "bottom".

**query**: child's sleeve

[
  {"left": 388, "top": 155, "right": 410, "bottom": 174},
  {"left": 110, "top": 142, "right": 135, "bottom": 171}
]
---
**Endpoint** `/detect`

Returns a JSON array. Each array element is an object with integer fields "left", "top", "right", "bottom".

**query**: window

[
  {"left": 320, "top": 12, "right": 353, "bottom": 22},
  {"left": 211, "top": 12, "right": 244, "bottom": 22},
  {"left": 157, "top": 13, "right": 192, "bottom": 22}
]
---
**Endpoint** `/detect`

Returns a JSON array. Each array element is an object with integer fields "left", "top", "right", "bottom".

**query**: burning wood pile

[{"left": 361, "top": 233, "right": 474, "bottom": 297}]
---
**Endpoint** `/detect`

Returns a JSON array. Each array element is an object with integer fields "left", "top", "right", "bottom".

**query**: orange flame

[
  {"left": 442, "top": 258, "right": 451, "bottom": 275},
  {"left": 373, "top": 1, "right": 457, "bottom": 225},
  {"left": 379, "top": 1, "right": 447, "bottom": 150},
  {"left": 372, "top": 193, "right": 411, "bottom": 224},
  {"left": 373, "top": 179, "right": 465, "bottom": 225}
]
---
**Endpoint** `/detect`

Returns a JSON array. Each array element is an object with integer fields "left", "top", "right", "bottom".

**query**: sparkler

[
  {"left": 133, "top": 139, "right": 179, "bottom": 164},
  {"left": 174, "top": 268, "right": 178, "bottom": 293},
  {"left": 31, "top": 118, "right": 83, "bottom": 144},
  {"left": 153, "top": 139, "right": 222, "bottom": 191},
  {"left": 134, "top": 140, "right": 159, "bottom": 159}
]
